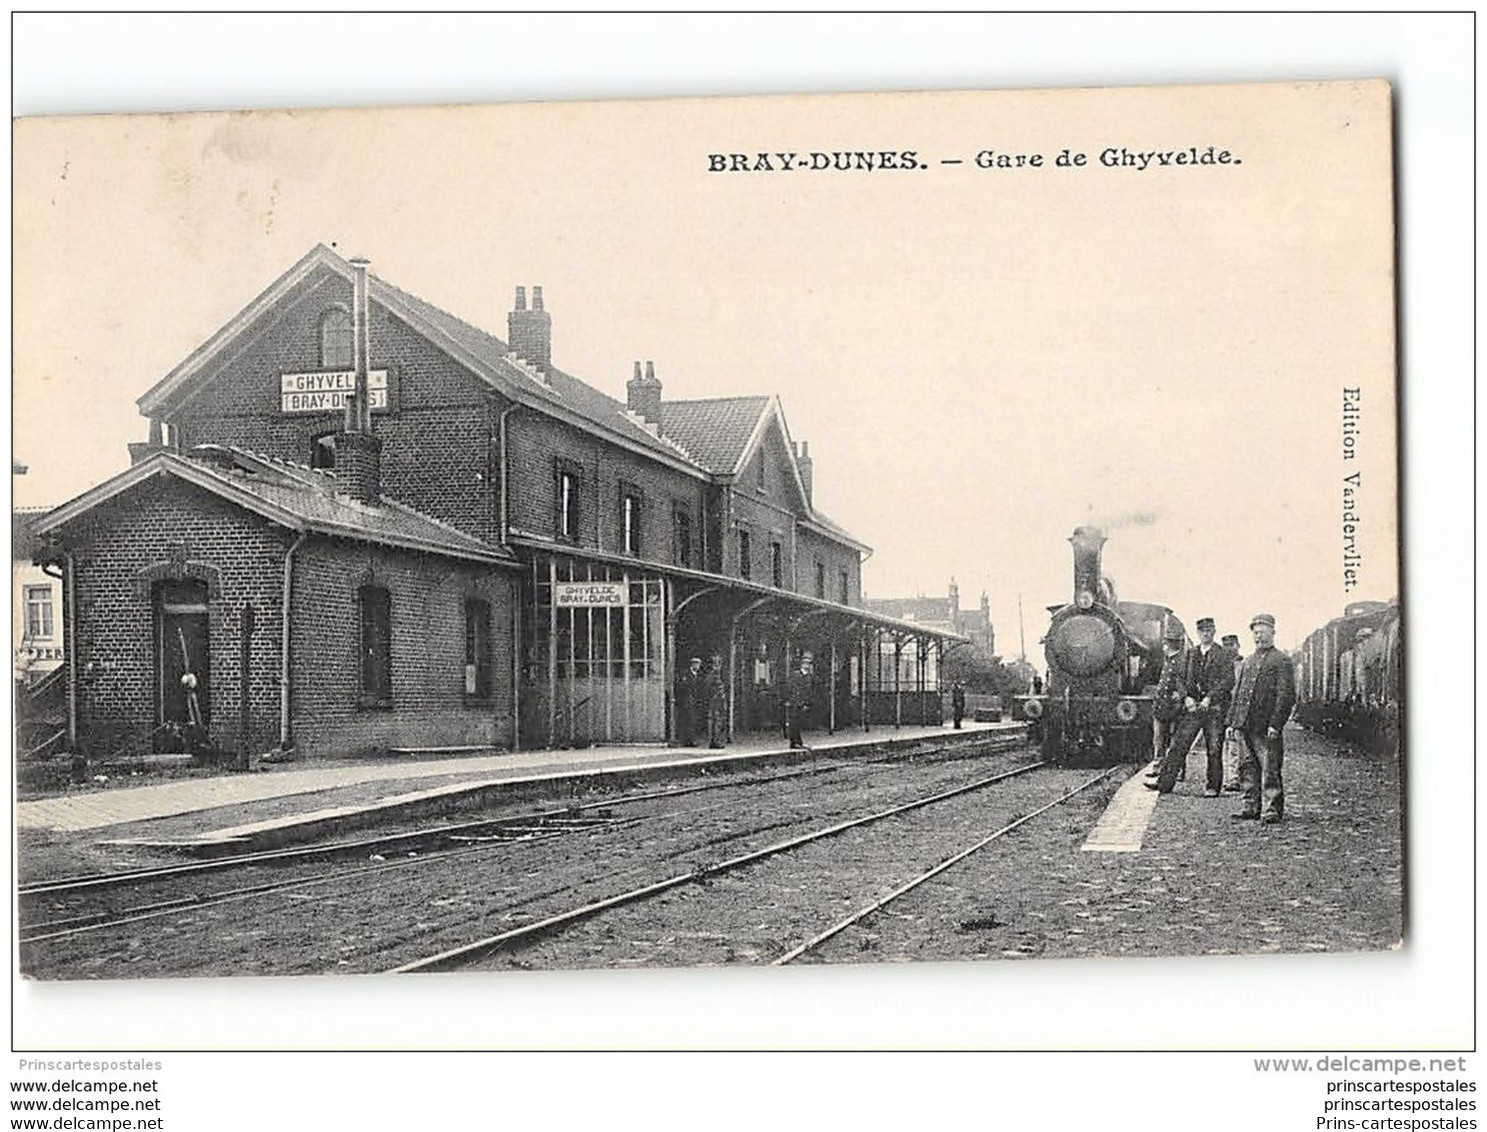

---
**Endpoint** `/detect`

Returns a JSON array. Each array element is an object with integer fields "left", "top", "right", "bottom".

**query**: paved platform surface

[{"left": 16, "top": 721, "right": 1015, "bottom": 835}]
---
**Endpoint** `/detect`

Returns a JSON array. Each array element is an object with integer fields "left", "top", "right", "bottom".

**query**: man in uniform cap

[
  {"left": 1225, "top": 613, "right": 1296, "bottom": 823},
  {"left": 1147, "top": 617, "right": 1189, "bottom": 776},
  {"left": 1148, "top": 615, "right": 1235, "bottom": 795},
  {"left": 1220, "top": 634, "right": 1245, "bottom": 790}
]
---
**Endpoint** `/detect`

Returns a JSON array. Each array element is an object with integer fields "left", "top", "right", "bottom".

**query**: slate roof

[
  {"left": 863, "top": 596, "right": 955, "bottom": 625},
  {"left": 13, "top": 508, "right": 48, "bottom": 561},
  {"left": 35, "top": 446, "right": 517, "bottom": 566},
  {"left": 659, "top": 397, "right": 772, "bottom": 474},
  {"left": 134, "top": 244, "right": 868, "bottom": 552}
]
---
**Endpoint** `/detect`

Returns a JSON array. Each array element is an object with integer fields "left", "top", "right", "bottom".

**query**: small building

[
  {"left": 35, "top": 246, "right": 958, "bottom": 762},
  {"left": 13, "top": 509, "right": 65, "bottom": 687}
]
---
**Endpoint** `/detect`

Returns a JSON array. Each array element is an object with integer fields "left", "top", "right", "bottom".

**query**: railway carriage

[
  {"left": 1015, "top": 526, "right": 1179, "bottom": 765},
  {"left": 1294, "top": 599, "right": 1402, "bottom": 751}
]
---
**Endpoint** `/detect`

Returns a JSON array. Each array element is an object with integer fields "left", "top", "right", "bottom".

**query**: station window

[
  {"left": 814, "top": 561, "right": 826, "bottom": 599},
  {"left": 320, "top": 307, "right": 353, "bottom": 370},
  {"left": 838, "top": 568, "right": 850, "bottom": 605},
  {"left": 555, "top": 463, "right": 582, "bottom": 542},
  {"left": 756, "top": 455, "right": 766, "bottom": 492},
  {"left": 620, "top": 487, "right": 643, "bottom": 555},
  {"left": 738, "top": 529, "right": 752, "bottom": 581},
  {"left": 310, "top": 432, "right": 337, "bottom": 469},
  {"left": 673, "top": 507, "right": 693, "bottom": 568},
  {"left": 24, "top": 584, "right": 53, "bottom": 640},
  {"left": 771, "top": 542, "right": 784, "bottom": 588},
  {"left": 464, "top": 599, "right": 492, "bottom": 700},
  {"left": 359, "top": 585, "right": 393, "bottom": 707}
]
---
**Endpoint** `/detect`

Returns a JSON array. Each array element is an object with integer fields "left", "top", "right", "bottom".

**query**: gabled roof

[
  {"left": 34, "top": 446, "right": 518, "bottom": 567},
  {"left": 133, "top": 245, "right": 869, "bottom": 553},
  {"left": 137, "top": 245, "right": 704, "bottom": 478},
  {"left": 660, "top": 396, "right": 772, "bottom": 474},
  {"left": 863, "top": 596, "right": 955, "bottom": 625},
  {"left": 13, "top": 508, "right": 49, "bottom": 562}
]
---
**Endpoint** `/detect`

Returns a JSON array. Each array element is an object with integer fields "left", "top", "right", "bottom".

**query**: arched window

[{"left": 320, "top": 306, "right": 353, "bottom": 370}]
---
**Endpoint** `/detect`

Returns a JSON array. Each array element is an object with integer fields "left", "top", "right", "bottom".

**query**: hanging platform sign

[
  {"left": 554, "top": 581, "right": 627, "bottom": 607},
  {"left": 280, "top": 370, "right": 390, "bottom": 415}
]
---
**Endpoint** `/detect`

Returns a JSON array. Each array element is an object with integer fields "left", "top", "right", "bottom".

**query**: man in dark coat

[
  {"left": 786, "top": 653, "right": 814, "bottom": 749},
  {"left": 1147, "top": 617, "right": 1189, "bottom": 775},
  {"left": 1226, "top": 613, "right": 1297, "bottom": 824},
  {"left": 703, "top": 654, "right": 727, "bottom": 749},
  {"left": 1150, "top": 616, "right": 1236, "bottom": 795},
  {"left": 677, "top": 656, "right": 703, "bottom": 746},
  {"left": 951, "top": 681, "right": 967, "bottom": 729}
]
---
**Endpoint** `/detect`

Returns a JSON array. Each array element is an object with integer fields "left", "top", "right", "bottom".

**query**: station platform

[{"left": 15, "top": 721, "right": 1024, "bottom": 850}]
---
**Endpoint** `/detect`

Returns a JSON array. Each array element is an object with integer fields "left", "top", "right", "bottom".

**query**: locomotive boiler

[{"left": 1015, "top": 526, "right": 1179, "bottom": 764}]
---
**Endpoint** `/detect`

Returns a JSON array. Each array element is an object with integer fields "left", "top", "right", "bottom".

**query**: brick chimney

[
  {"left": 627, "top": 360, "right": 663, "bottom": 425},
  {"left": 332, "top": 257, "right": 382, "bottom": 506},
  {"left": 508, "top": 285, "right": 552, "bottom": 371},
  {"left": 797, "top": 440, "right": 813, "bottom": 504}
]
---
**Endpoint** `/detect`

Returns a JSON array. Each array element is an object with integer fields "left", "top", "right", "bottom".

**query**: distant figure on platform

[
  {"left": 704, "top": 654, "right": 727, "bottom": 749},
  {"left": 1226, "top": 613, "right": 1296, "bottom": 825},
  {"left": 951, "top": 681, "right": 967, "bottom": 729},
  {"left": 677, "top": 656, "right": 703, "bottom": 746},
  {"left": 1031, "top": 674, "right": 1044, "bottom": 695},
  {"left": 1148, "top": 617, "right": 1189, "bottom": 775},
  {"left": 1149, "top": 616, "right": 1234, "bottom": 796},
  {"left": 1221, "top": 634, "right": 1245, "bottom": 791},
  {"left": 786, "top": 653, "right": 814, "bottom": 749}
]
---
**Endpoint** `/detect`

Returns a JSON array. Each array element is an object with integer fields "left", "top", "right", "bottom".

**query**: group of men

[
  {"left": 676, "top": 651, "right": 817, "bottom": 751},
  {"left": 1143, "top": 612, "right": 1298, "bottom": 826}
]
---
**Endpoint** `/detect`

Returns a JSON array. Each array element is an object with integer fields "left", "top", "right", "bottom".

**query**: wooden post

[
  {"left": 547, "top": 556, "right": 558, "bottom": 749},
  {"left": 727, "top": 623, "right": 738, "bottom": 740},
  {"left": 894, "top": 634, "right": 903, "bottom": 729},
  {"left": 238, "top": 603, "right": 255, "bottom": 771},
  {"left": 664, "top": 579, "right": 678, "bottom": 745},
  {"left": 829, "top": 637, "right": 838, "bottom": 734}
]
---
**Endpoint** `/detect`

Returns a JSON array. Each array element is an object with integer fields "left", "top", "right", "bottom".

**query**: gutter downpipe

[
  {"left": 280, "top": 531, "right": 307, "bottom": 748},
  {"left": 64, "top": 553, "right": 78, "bottom": 748},
  {"left": 498, "top": 402, "right": 522, "bottom": 749}
]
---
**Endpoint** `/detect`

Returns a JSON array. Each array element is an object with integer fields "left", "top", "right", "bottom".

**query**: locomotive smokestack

[{"left": 1070, "top": 526, "right": 1106, "bottom": 604}]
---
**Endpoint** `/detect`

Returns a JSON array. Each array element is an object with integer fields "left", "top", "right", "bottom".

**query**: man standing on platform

[
  {"left": 1149, "top": 616, "right": 1235, "bottom": 796},
  {"left": 1221, "top": 633, "right": 1245, "bottom": 791},
  {"left": 1226, "top": 613, "right": 1296, "bottom": 824},
  {"left": 951, "top": 681, "right": 967, "bottom": 729},
  {"left": 677, "top": 656, "right": 703, "bottom": 746},
  {"left": 703, "top": 654, "right": 727, "bottom": 749},
  {"left": 786, "top": 652, "right": 814, "bottom": 749}
]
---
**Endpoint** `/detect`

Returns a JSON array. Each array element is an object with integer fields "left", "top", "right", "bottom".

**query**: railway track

[
  {"left": 387, "top": 760, "right": 1112, "bottom": 973},
  {"left": 20, "top": 733, "right": 1031, "bottom": 957}
]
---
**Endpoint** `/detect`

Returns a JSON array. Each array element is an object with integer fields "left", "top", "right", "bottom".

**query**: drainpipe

[
  {"left": 64, "top": 553, "right": 77, "bottom": 748},
  {"left": 280, "top": 531, "right": 307, "bottom": 748},
  {"left": 497, "top": 402, "right": 521, "bottom": 545}
]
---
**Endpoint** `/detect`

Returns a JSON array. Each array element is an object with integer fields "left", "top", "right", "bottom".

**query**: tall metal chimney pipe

[{"left": 348, "top": 258, "right": 372, "bottom": 433}]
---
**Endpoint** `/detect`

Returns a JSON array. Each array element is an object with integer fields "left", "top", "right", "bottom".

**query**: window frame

[
  {"left": 814, "top": 560, "right": 827, "bottom": 599},
  {"left": 24, "top": 584, "right": 54, "bottom": 640},
  {"left": 319, "top": 305, "right": 354, "bottom": 371},
  {"left": 673, "top": 506, "right": 693, "bottom": 568},
  {"left": 554, "top": 459, "right": 584, "bottom": 544},
  {"left": 619, "top": 482, "right": 644, "bottom": 556},
  {"left": 358, "top": 584, "right": 393, "bottom": 709},
  {"left": 464, "top": 598, "right": 493, "bottom": 703},
  {"left": 770, "top": 541, "right": 784, "bottom": 589},
  {"left": 738, "top": 527, "right": 752, "bottom": 581}
]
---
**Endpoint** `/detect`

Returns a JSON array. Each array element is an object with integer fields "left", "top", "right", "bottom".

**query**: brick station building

[{"left": 34, "top": 246, "right": 957, "bottom": 763}]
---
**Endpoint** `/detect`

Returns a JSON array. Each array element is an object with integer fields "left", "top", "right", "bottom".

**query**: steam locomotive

[
  {"left": 1294, "top": 599, "right": 1402, "bottom": 752},
  {"left": 1014, "top": 526, "right": 1179, "bottom": 764}
]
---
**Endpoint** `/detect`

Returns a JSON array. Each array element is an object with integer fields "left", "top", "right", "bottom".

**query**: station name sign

[
  {"left": 554, "top": 581, "right": 627, "bottom": 607},
  {"left": 280, "top": 370, "right": 390, "bottom": 415}
]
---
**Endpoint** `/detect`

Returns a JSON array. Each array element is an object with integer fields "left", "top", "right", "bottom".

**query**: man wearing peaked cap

[
  {"left": 1226, "top": 613, "right": 1297, "bottom": 824},
  {"left": 1149, "top": 614, "right": 1235, "bottom": 795},
  {"left": 1145, "top": 617, "right": 1190, "bottom": 780}
]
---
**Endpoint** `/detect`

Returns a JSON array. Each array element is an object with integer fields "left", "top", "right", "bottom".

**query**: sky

[{"left": 14, "top": 67, "right": 1399, "bottom": 654}]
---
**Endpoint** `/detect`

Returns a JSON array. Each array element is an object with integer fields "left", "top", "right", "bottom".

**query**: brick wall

[
  {"left": 168, "top": 272, "right": 501, "bottom": 542},
  {"left": 289, "top": 537, "right": 517, "bottom": 757},
  {"left": 64, "top": 476, "right": 289, "bottom": 760},
  {"left": 505, "top": 409, "right": 707, "bottom": 569}
]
